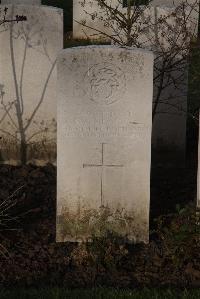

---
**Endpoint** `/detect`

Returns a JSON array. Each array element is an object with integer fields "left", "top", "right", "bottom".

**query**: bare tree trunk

[
  {"left": 9, "top": 6, "right": 27, "bottom": 165},
  {"left": 19, "top": 139, "right": 27, "bottom": 165}
]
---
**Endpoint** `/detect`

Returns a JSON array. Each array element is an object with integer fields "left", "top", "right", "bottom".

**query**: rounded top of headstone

[
  {"left": 59, "top": 45, "right": 154, "bottom": 58},
  {"left": 1, "top": 0, "right": 41, "bottom": 5}
]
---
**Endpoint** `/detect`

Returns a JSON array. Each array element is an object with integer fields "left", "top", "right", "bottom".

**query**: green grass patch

[
  {"left": 0, "top": 288, "right": 200, "bottom": 299},
  {"left": 64, "top": 38, "right": 110, "bottom": 49}
]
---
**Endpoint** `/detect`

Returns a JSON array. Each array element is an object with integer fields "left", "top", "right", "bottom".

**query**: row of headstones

[
  {"left": 0, "top": 0, "right": 153, "bottom": 243},
  {"left": 0, "top": 0, "right": 199, "bottom": 243},
  {"left": 0, "top": 0, "right": 199, "bottom": 166},
  {"left": 74, "top": 0, "right": 200, "bottom": 166},
  {"left": 0, "top": 0, "right": 151, "bottom": 243}
]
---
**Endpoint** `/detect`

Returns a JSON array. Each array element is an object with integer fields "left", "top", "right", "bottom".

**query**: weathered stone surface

[
  {"left": 0, "top": 4, "right": 63, "bottom": 165},
  {"left": 57, "top": 45, "right": 154, "bottom": 243}
]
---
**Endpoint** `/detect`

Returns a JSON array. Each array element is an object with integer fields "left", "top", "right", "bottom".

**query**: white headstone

[
  {"left": 56, "top": 45, "right": 154, "bottom": 243},
  {"left": 0, "top": 4, "right": 63, "bottom": 165},
  {"left": 151, "top": 0, "right": 198, "bottom": 9},
  {"left": 151, "top": 0, "right": 199, "bottom": 36},
  {"left": 1, "top": 0, "right": 41, "bottom": 4},
  {"left": 73, "top": 0, "right": 117, "bottom": 40}
]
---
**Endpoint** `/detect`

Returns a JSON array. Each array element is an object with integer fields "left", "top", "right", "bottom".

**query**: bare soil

[{"left": 0, "top": 162, "right": 199, "bottom": 288}]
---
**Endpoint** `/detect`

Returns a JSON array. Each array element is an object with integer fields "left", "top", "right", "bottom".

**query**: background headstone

[
  {"left": 57, "top": 45, "right": 154, "bottom": 243},
  {"left": 73, "top": 0, "right": 199, "bottom": 40},
  {"left": 73, "top": 0, "right": 117, "bottom": 40},
  {"left": 150, "top": 6, "right": 191, "bottom": 165},
  {"left": 113, "top": 6, "right": 156, "bottom": 48},
  {"left": 0, "top": 2, "right": 63, "bottom": 165},
  {"left": 113, "top": 4, "right": 197, "bottom": 165}
]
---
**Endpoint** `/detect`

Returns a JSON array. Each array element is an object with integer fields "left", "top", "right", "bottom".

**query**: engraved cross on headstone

[{"left": 83, "top": 143, "right": 124, "bottom": 206}]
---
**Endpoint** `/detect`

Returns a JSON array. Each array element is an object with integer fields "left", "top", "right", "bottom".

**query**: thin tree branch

[{"left": 24, "top": 59, "right": 57, "bottom": 132}]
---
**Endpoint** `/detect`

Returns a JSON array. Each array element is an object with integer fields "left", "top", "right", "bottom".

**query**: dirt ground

[{"left": 0, "top": 161, "right": 199, "bottom": 288}]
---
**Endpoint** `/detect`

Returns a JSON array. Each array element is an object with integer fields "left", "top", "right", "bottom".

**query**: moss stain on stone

[{"left": 57, "top": 205, "right": 148, "bottom": 243}]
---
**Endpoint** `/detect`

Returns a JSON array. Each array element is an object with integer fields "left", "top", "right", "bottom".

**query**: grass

[
  {"left": 64, "top": 38, "right": 110, "bottom": 49},
  {"left": 0, "top": 288, "right": 200, "bottom": 299}
]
